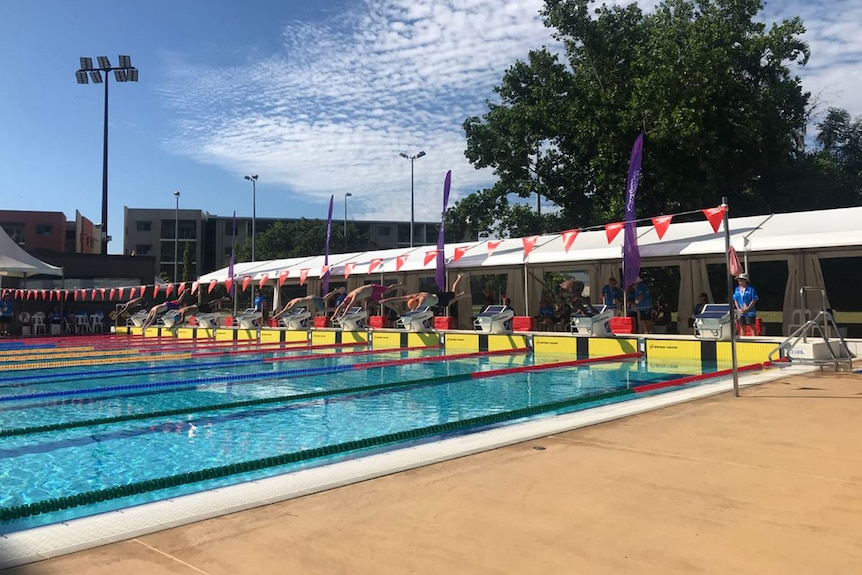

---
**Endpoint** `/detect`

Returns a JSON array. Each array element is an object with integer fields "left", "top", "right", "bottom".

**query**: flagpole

[{"left": 722, "top": 197, "right": 739, "bottom": 397}]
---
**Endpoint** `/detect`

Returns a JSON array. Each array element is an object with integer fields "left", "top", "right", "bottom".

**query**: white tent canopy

[{"left": 0, "top": 228, "right": 64, "bottom": 278}]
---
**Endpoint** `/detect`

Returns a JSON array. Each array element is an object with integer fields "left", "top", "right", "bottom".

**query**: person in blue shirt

[
  {"left": 253, "top": 288, "right": 268, "bottom": 322},
  {"left": 0, "top": 295, "right": 12, "bottom": 336},
  {"left": 732, "top": 272, "right": 759, "bottom": 336},
  {"left": 600, "top": 277, "right": 624, "bottom": 316},
  {"left": 629, "top": 277, "right": 653, "bottom": 334},
  {"left": 537, "top": 296, "right": 556, "bottom": 331}
]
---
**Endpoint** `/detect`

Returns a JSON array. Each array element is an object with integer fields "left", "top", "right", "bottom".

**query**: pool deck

[{"left": 5, "top": 367, "right": 862, "bottom": 574}]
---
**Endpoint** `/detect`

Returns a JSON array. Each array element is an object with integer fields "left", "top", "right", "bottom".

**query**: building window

[
  {"left": 377, "top": 226, "right": 391, "bottom": 236},
  {"left": 136, "top": 221, "right": 152, "bottom": 232},
  {"left": 35, "top": 224, "right": 52, "bottom": 236},
  {"left": 135, "top": 244, "right": 151, "bottom": 255}
]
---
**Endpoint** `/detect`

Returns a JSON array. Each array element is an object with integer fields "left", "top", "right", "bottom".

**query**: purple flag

[
  {"left": 228, "top": 210, "right": 236, "bottom": 298},
  {"left": 322, "top": 195, "right": 334, "bottom": 295},
  {"left": 623, "top": 134, "right": 644, "bottom": 290},
  {"left": 435, "top": 171, "right": 452, "bottom": 291}
]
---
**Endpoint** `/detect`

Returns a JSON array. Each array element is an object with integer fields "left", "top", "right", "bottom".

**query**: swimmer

[{"left": 332, "top": 283, "right": 403, "bottom": 321}]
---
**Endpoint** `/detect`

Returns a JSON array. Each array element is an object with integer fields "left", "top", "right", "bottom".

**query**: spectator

[
  {"left": 553, "top": 298, "right": 572, "bottom": 332},
  {"left": 601, "top": 277, "right": 625, "bottom": 316},
  {"left": 0, "top": 294, "right": 13, "bottom": 336},
  {"left": 733, "top": 273, "right": 759, "bottom": 336},
  {"left": 253, "top": 288, "right": 268, "bottom": 322},
  {"left": 689, "top": 292, "right": 710, "bottom": 332},
  {"left": 537, "top": 297, "right": 555, "bottom": 331}
]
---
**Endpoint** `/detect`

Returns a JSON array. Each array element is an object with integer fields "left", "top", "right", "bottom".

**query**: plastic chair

[
  {"left": 90, "top": 314, "right": 104, "bottom": 333},
  {"left": 75, "top": 314, "right": 91, "bottom": 334},
  {"left": 32, "top": 313, "right": 46, "bottom": 335}
]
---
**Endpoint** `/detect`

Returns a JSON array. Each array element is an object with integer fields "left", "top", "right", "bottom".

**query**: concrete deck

[{"left": 6, "top": 369, "right": 862, "bottom": 574}]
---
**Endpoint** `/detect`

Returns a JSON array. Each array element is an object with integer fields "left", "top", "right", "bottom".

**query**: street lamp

[
  {"left": 399, "top": 150, "right": 425, "bottom": 247},
  {"left": 173, "top": 190, "right": 180, "bottom": 282},
  {"left": 76, "top": 55, "right": 139, "bottom": 255},
  {"left": 244, "top": 174, "right": 258, "bottom": 261},
  {"left": 344, "top": 192, "right": 353, "bottom": 251}
]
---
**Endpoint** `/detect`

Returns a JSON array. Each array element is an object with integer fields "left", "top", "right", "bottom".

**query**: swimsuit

[
  {"left": 435, "top": 291, "right": 457, "bottom": 307},
  {"left": 369, "top": 285, "right": 390, "bottom": 302},
  {"left": 312, "top": 296, "right": 325, "bottom": 310},
  {"left": 165, "top": 300, "right": 181, "bottom": 311}
]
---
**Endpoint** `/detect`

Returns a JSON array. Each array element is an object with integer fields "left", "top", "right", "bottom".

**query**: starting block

[
  {"left": 473, "top": 305, "right": 514, "bottom": 334},
  {"left": 694, "top": 303, "right": 732, "bottom": 341},
  {"left": 397, "top": 306, "right": 435, "bottom": 332},
  {"left": 282, "top": 307, "right": 312, "bottom": 330},
  {"left": 195, "top": 313, "right": 219, "bottom": 329},
  {"left": 570, "top": 305, "right": 614, "bottom": 337},
  {"left": 127, "top": 310, "right": 148, "bottom": 327},
  {"left": 161, "top": 311, "right": 183, "bottom": 329},
  {"left": 236, "top": 308, "right": 262, "bottom": 329},
  {"left": 333, "top": 306, "right": 367, "bottom": 331}
]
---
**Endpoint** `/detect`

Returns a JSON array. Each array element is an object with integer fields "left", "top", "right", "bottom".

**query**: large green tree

[
  {"left": 235, "top": 219, "right": 375, "bottom": 262},
  {"left": 459, "top": 0, "right": 813, "bottom": 236}
]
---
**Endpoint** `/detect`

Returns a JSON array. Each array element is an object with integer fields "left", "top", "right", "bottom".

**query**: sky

[{"left": 1, "top": 0, "right": 860, "bottom": 254}]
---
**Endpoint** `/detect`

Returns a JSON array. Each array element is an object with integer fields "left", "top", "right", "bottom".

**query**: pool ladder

[{"left": 768, "top": 286, "right": 855, "bottom": 371}]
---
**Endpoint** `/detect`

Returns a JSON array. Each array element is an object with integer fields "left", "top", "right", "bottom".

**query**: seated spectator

[
  {"left": 688, "top": 292, "right": 710, "bottom": 331},
  {"left": 652, "top": 297, "right": 672, "bottom": 333},
  {"left": 537, "top": 297, "right": 555, "bottom": 331},
  {"left": 553, "top": 298, "right": 572, "bottom": 332}
]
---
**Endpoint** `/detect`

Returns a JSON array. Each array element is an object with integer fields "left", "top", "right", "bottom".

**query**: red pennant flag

[
  {"left": 110, "top": 288, "right": 116, "bottom": 300},
  {"left": 191, "top": 281, "right": 199, "bottom": 294},
  {"left": 299, "top": 269, "right": 310, "bottom": 285},
  {"left": 702, "top": 206, "right": 727, "bottom": 233},
  {"left": 258, "top": 274, "right": 270, "bottom": 289},
  {"left": 278, "top": 270, "right": 289, "bottom": 287},
  {"left": 368, "top": 258, "right": 383, "bottom": 274},
  {"left": 224, "top": 277, "right": 233, "bottom": 294},
  {"left": 651, "top": 215, "right": 673, "bottom": 239},
  {"left": 140, "top": 286, "right": 147, "bottom": 298},
  {"left": 153, "top": 285, "right": 161, "bottom": 298},
  {"left": 165, "top": 284, "right": 174, "bottom": 297},
  {"left": 522, "top": 236, "right": 539, "bottom": 257},
  {"left": 208, "top": 279, "right": 218, "bottom": 294},
  {"left": 343, "top": 262, "right": 356, "bottom": 279},
  {"left": 561, "top": 229, "right": 580, "bottom": 253},
  {"left": 99, "top": 288, "right": 106, "bottom": 300},
  {"left": 129, "top": 287, "right": 137, "bottom": 299},
  {"left": 605, "top": 222, "right": 624, "bottom": 244},
  {"left": 453, "top": 246, "right": 469, "bottom": 262},
  {"left": 423, "top": 250, "right": 437, "bottom": 266},
  {"left": 177, "top": 283, "right": 185, "bottom": 295},
  {"left": 242, "top": 276, "right": 252, "bottom": 292},
  {"left": 89, "top": 289, "right": 96, "bottom": 300},
  {"left": 41, "top": 290, "right": 48, "bottom": 300},
  {"left": 487, "top": 240, "right": 502, "bottom": 255},
  {"left": 729, "top": 245, "right": 743, "bottom": 277},
  {"left": 320, "top": 265, "right": 330, "bottom": 277},
  {"left": 396, "top": 254, "right": 409, "bottom": 271},
  {"left": 119, "top": 287, "right": 125, "bottom": 299}
]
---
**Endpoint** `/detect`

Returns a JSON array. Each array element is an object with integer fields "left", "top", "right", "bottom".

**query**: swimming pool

[{"left": 0, "top": 334, "right": 742, "bottom": 534}]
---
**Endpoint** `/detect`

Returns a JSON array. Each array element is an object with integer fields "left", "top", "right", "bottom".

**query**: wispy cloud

[{"left": 159, "top": 0, "right": 861, "bottom": 222}]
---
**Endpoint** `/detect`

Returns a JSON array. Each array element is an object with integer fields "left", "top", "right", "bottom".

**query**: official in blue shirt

[
  {"left": 601, "top": 277, "right": 624, "bottom": 315},
  {"left": 732, "top": 272, "right": 759, "bottom": 336}
]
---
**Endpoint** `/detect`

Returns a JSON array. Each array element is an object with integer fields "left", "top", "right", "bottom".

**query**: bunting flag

[
  {"left": 436, "top": 170, "right": 452, "bottom": 291},
  {"left": 522, "top": 235, "right": 539, "bottom": 257},
  {"left": 605, "top": 222, "right": 624, "bottom": 243},
  {"left": 225, "top": 277, "right": 233, "bottom": 294},
  {"left": 278, "top": 270, "right": 289, "bottom": 287},
  {"left": 191, "top": 281, "right": 199, "bottom": 294},
  {"left": 110, "top": 288, "right": 116, "bottom": 300},
  {"left": 623, "top": 133, "right": 644, "bottom": 290},
  {"left": 99, "top": 288, "right": 106, "bottom": 299},
  {"left": 368, "top": 258, "right": 383, "bottom": 274},
  {"left": 153, "top": 285, "right": 160, "bottom": 298},
  {"left": 258, "top": 274, "right": 270, "bottom": 289},
  {"left": 299, "top": 269, "right": 310, "bottom": 285},
  {"left": 487, "top": 240, "right": 502, "bottom": 255},
  {"left": 208, "top": 279, "right": 218, "bottom": 293},
  {"left": 73, "top": 290, "right": 78, "bottom": 301},
  {"left": 424, "top": 250, "right": 437, "bottom": 266},
  {"left": 561, "top": 229, "right": 580, "bottom": 253},
  {"left": 177, "top": 282, "right": 186, "bottom": 295},
  {"left": 119, "top": 287, "right": 125, "bottom": 299},
  {"left": 165, "top": 284, "right": 174, "bottom": 297},
  {"left": 323, "top": 195, "right": 334, "bottom": 295},
  {"left": 242, "top": 276, "right": 252, "bottom": 292},
  {"left": 729, "top": 245, "right": 743, "bottom": 277},
  {"left": 396, "top": 254, "right": 409, "bottom": 272},
  {"left": 343, "top": 262, "right": 356, "bottom": 279},
  {"left": 129, "top": 287, "right": 137, "bottom": 299},
  {"left": 651, "top": 215, "right": 673, "bottom": 239},
  {"left": 43, "top": 290, "right": 49, "bottom": 300},
  {"left": 453, "top": 246, "right": 469, "bottom": 262},
  {"left": 703, "top": 206, "right": 726, "bottom": 233},
  {"left": 140, "top": 286, "right": 146, "bottom": 298},
  {"left": 228, "top": 211, "right": 236, "bottom": 298}
]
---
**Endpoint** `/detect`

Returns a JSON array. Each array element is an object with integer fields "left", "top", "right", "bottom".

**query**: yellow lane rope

[{"left": 0, "top": 353, "right": 194, "bottom": 371}]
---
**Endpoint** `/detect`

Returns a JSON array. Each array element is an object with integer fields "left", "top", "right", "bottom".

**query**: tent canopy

[{"left": 0, "top": 229, "right": 64, "bottom": 278}]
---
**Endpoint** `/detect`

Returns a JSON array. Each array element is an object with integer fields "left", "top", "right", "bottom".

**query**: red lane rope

[
  {"left": 471, "top": 352, "right": 642, "bottom": 379},
  {"left": 633, "top": 362, "right": 766, "bottom": 394},
  {"left": 354, "top": 347, "right": 531, "bottom": 370}
]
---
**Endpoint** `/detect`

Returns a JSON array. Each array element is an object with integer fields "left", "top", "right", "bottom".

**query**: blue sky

[{"left": 1, "top": 0, "right": 860, "bottom": 254}]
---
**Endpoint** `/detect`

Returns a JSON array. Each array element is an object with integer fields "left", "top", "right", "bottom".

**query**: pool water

[{"left": 0, "top": 341, "right": 720, "bottom": 532}]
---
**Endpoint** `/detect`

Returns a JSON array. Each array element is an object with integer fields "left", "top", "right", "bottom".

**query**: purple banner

[
  {"left": 322, "top": 195, "right": 334, "bottom": 295},
  {"left": 228, "top": 210, "right": 236, "bottom": 298},
  {"left": 435, "top": 171, "right": 452, "bottom": 291},
  {"left": 623, "top": 134, "right": 644, "bottom": 290}
]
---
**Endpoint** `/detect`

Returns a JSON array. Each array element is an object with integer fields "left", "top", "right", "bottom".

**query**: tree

[
  {"left": 182, "top": 241, "right": 192, "bottom": 282},
  {"left": 461, "top": 0, "right": 813, "bottom": 235},
  {"left": 234, "top": 219, "right": 375, "bottom": 262}
]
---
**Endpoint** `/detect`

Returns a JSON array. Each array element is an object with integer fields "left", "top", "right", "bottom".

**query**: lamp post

[
  {"left": 75, "top": 55, "right": 139, "bottom": 255},
  {"left": 244, "top": 174, "right": 258, "bottom": 261},
  {"left": 399, "top": 151, "right": 425, "bottom": 247},
  {"left": 343, "top": 192, "right": 353, "bottom": 250},
  {"left": 173, "top": 190, "right": 180, "bottom": 282}
]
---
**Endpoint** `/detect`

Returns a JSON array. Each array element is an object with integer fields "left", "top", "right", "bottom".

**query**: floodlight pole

[
  {"left": 101, "top": 77, "right": 109, "bottom": 256},
  {"left": 399, "top": 151, "right": 425, "bottom": 247},
  {"left": 174, "top": 190, "right": 180, "bottom": 282},
  {"left": 344, "top": 192, "right": 352, "bottom": 250},
  {"left": 244, "top": 175, "right": 258, "bottom": 261}
]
